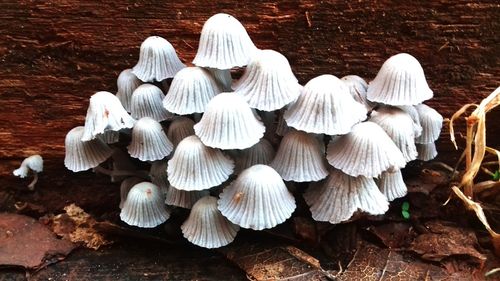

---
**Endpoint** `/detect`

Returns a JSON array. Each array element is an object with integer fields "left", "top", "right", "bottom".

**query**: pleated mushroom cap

[
  {"left": 233, "top": 138, "right": 276, "bottom": 174},
  {"left": 369, "top": 106, "right": 419, "bottom": 162},
  {"left": 167, "top": 117, "right": 195, "bottom": 148},
  {"left": 341, "top": 75, "right": 374, "bottom": 110},
  {"left": 416, "top": 142, "right": 438, "bottom": 161},
  {"left": 182, "top": 196, "right": 240, "bottom": 248},
  {"left": 218, "top": 165, "right": 296, "bottom": 230},
  {"left": 193, "top": 13, "right": 258, "bottom": 69},
  {"left": 326, "top": 121, "right": 406, "bottom": 177},
  {"left": 65, "top": 126, "right": 113, "bottom": 172},
  {"left": 131, "top": 84, "right": 173, "bottom": 122},
  {"left": 367, "top": 53, "right": 433, "bottom": 105},
  {"left": 120, "top": 182, "right": 170, "bottom": 228},
  {"left": 163, "top": 67, "right": 221, "bottom": 115},
  {"left": 119, "top": 177, "right": 145, "bottom": 209},
  {"left": 167, "top": 135, "right": 234, "bottom": 191},
  {"left": 376, "top": 170, "right": 407, "bottom": 201},
  {"left": 304, "top": 169, "right": 389, "bottom": 224},
  {"left": 233, "top": 49, "right": 301, "bottom": 111},
  {"left": 414, "top": 104, "right": 443, "bottom": 144},
  {"left": 116, "top": 69, "right": 142, "bottom": 112},
  {"left": 165, "top": 186, "right": 210, "bottom": 209},
  {"left": 194, "top": 92, "right": 265, "bottom": 149},
  {"left": 127, "top": 117, "right": 173, "bottom": 161},
  {"left": 284, "top": 75, "right": 367, "bottom": 135},
  {"left": 97, "top": 130, "right": 120, "bottom": 144},
  {"left": 132, "top": 36, "right": 186, "bottom": 82},
  {"left": 81, "top": 91, "right": 136, "bottom": 141},
  {"left": 270, "top": 130, "right": 328, "bottom": 182}
]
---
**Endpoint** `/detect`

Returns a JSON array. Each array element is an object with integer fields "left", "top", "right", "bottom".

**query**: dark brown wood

[{"left": 0, "top": 0, "right": 498, "bottom": 162}]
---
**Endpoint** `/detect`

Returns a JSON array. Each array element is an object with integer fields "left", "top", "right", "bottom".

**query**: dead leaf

[
  {"left": 0, "top": 213, "right": 75, "bottom": 269},
  {"left": 42, "top": 204, "right": 111, "bottom": 250},
  {"left": 410, "top": 221, "right": 486, "bottom": 265},
  {"left": 367, "top": 223, "right": 416, "bottom": 249},
  {"left": 406, "top": 168, "right": 448, "bottom": 195}
]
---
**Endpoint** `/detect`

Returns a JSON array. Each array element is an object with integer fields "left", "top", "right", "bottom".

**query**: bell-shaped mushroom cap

[
  {"left": 397, "top": 105, "right": 422, "bottom": 137},
  {"left": 414, "top": 104, "right": 443, "bottom": 144},
  {"left": 13, "top": 155, "right": 43, "bottom": 178},
  {"left": 65, "top": 126, "right": 113, "bottom": 172},
  {"left": 233, "top": 49, "right": 301, "bottom": 111},
  {"left": 376, "top": 170, "right": 407, "bottom": 201},
  {"left": 127, "top": 117, "right": 173, "bottom": 161},
  {"left": 163, "top": 67, "right": 221, "bottom": 115},
  {"left": 120, "top": 182, "right": 170, "bottom": 228},
  {"left": 326, "top": 121, "right": 406, "bottom": 177},
  {"left": 270, "top": 130, "right": 328, "bottom": 182},
  {"left": 303, "top": 169, "right": 389, "bottom": 224},
  {"left": 193, "top": 13, "right": 258, "bottom": 69},
  {"left": 341, "top": 75, "right": 375, "bottom": 110},
  {"left": 284, "top": 75, "right": 367, "bottom": 135},
  {"left": 182, "top": 196, "right": 240, "bottom": 248},
  {"left": 116, "top": 69, "right": 142, "bottom": 112},
  {"left": 130, "top": 84, "right": 173, "bottom": 122},
  {"left": 81, "top": 91, "right": 136, "bottom": 141},
  {"left": 369, "top": 106, "right": 419, "bottom": 162},
  {"left": 119, "top": 177, "right": 144, "bottom": 209},
  {"left": 416, "top": 142, "right": 438, "bottom": 161},
  {"left": 132, "top": 36, "right": 186, "bottom": 82},
  {"left": 149, "top": 160, "right": 169, "bottom": 192},
  {"left": 194, "top": 92, "right": 265, "bottom": 149},
  {"left": 97, "top": 130, "right": 120, "bottom": 144},
  {"left": 218, "top": 164, "right": 296, "bottom": 230},
  {"left": 167, "top": 117, "right": 195, "bottom": 148},
  {"left": 367, "top": 53, "right": 433, "bottom": 106},
  {"left": 165, "top": 186, "right": 210, "bottom": 209},
  {"left": 167, "top": 135, "right": 234, "bottom": 191},
  {"left": 233, "top": 138, "right": 276, "bottom": 174},
  {"left": 207, "top": 68, "right": 232, "bottom": 91}
]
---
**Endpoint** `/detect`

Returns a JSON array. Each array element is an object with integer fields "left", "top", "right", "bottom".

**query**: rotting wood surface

[{"left": 0, "top": 0, "right": 498, "bottom": 163}]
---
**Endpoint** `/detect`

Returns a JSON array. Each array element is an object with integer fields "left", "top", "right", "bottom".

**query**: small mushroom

[
  {"left": 132, "top": 36, "right": 185, "bottom": 82},
  {"left": 116, "top": 69, "right": 142, "bottom": 112},
  {"left": 130, "top": 84, "right": 173, "bottom": 122},
  {"left": 367, "top": 53, "right": 433, "bottom": 105},
  {"left": 341, "top": 75, "right": 375, "bottom": 110},
  {"left": 217, "top": 164, "right": 296, "bottom": 230},
  {"left": 65, "top": 126, "right": 113, "bottom": 172},
  {"left": 232, "top": 138, "right": 275, "bottom": 174},
  {"left": 181, "top": 196, "right": 239, "bottom": 248},
  {"left": 167, "top": 116, "right": 196, "bottom": 148},
  {"left": 416, "top": 142, "right": 438, "bottom": 161},
  {"left": 376, "top": 170, "right": 407, "bottom": 201},
  {"left": 165, "top": 186, "right": 209, "bottom": 209},
  {"left": 127, "top": 117, "right": 173, "bottom": 162},
  {"left": 120, "top": 182, "right": 170, "bottom": 228},
  {"left": 414, "top": 103, "right": 443, "bottom": 144},
  {"left": 13, "top": 154, "right": 43, "bottom": 190}
]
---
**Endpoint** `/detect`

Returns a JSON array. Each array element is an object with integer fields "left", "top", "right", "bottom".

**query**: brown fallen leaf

[
  {"left": 406, "top": 168, "right": 449, "bottom": 195},
  {"left": 410, "top": 220, "right": 486, "bottom": 265},
  {"left": 0, "top": 213, "right": 75, "bottom": 269},
  {"left": 41, "top": 204, "right": 111, "bottom": 250},
  {"left": 367, "top": 222, "right": 416, "bottom": 249}
]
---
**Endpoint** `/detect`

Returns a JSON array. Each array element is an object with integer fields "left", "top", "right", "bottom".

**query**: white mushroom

[{"left": 13, "top": 154, "right": 43, "bottom": 190}]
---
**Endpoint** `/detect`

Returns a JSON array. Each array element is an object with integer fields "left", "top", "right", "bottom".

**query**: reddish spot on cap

[{"left": 104, "top": 107, "right": 110, "bottom": 118}]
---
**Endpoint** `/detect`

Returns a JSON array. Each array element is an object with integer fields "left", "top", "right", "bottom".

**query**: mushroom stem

[
  {"left": 94, "top": 166, "right": 150, "bottom": 180},
  {"left": 27, "top": 173, "right": 38, "bottom": 191}
]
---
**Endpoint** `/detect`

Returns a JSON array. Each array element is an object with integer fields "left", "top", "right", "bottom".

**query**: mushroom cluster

[{"left": 63, "top": 13, "right": 443, "bottom": 248}]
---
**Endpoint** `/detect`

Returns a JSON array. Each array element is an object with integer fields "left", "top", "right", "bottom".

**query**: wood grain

[{"left": 0, "top": 0, "right": 498, "bottom": 163}]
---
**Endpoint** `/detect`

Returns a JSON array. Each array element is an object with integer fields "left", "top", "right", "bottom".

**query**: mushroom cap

[
  {"left": 193, "top": 13, "right": 258, "bottom": 69},
  {"left": 132, "top": 36, "right": 186, "bottom": 82},
  {"left": 116, "top": 69, "right": 142, "bottom": 112},
  {"left": 233, "top": 138, "right": 276, "bottom": 174},
  {"left": 218, "top": 164, "right": 296, "bottom": 230},
  {"left": 130, "top": 84, "right": 173, "bottom": 122},
  {"left": 369, "top": 106, "right": 419, "bottom": 162},
  {"left": 270, "top": 130, "right": 328, "bottom": 182},
  {"left": 233, "top": 49, "right": 301, "bottom": 111},
  {"left": 284, "top": 74, "right": 367, "bottom": 135},
  {"left": 65, "top": 126, "right": 113, "bottom": 172},
  {"left": 127, "top": 117, "right": 173, "bottom": 161},
  {"left": 165, "top": 186, "right": 210, "bottom": 209},
  {"left": 194, "top": 92, "right": 265, "bottom": 150},
  {"left": 326, "top": 121, "right": 406, "bottom": 177},
  {"left": 304, "top": 169, "right": 389, "bottom": 224},
  {"left": 120, "top": 182, "right": 170, "bottom": 228},
  {"left": 13, "top": 155, "right": 44, "bottom": 178},
  {"left": 167, "top": 135, "right": 234, "bottom": 191},
  {"left": 414, "top": 104, "right": 443, "bottom": 144},
  {"left": 163, "top": 67, "right": 221, "bottom": 115},
  {"left": 167, "top": 116, "right": 196, "bottom": 148},
  {"left": 376, "top": 170, "right": 407, "bottom": 201},
  {"left": 416, "top": 142, "right": 438, "bottom": 161},
  {"left": 397, "top": 105, "right": 423, "bottom": 137},
  {"left": 97, "top": 130, "right": 120, "bottom": 144},
  {"left": 341, "top": 75, "right": 375, "bottom": 110},
  {"left": 81, "top": 91, "right": 136, "bottom": 142},
  {"left": 181, "top": 196, "right": 239, "bottom": 248},
  {"left": 367, "top": 53, "right": 433, "bottom": 105}
]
